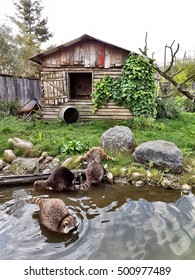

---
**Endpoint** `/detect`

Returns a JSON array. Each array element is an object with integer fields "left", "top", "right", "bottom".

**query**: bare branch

[
  {"left": 164, "top": 42, "right": 180, "bottom": 73},
  {"left": 139, "top": 34, "right": 194, "bottom": 101},
  {"left": 139, "top": 32, "right": 148, "bottom": 56},
  {"left": 179, "top": 74, "right": 195, "bottom": 87},
  {"left": 171, "top": 68, "right": 185, "bottom": 78},
  {"left": 154, "top": 63, "right": 194, "bottom": 100}
]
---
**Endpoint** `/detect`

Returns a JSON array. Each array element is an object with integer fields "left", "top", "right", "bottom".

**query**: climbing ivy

[
  {"left": 93, "top": 52, "right": 157, "bottom": 117},
  {"left": 92, "top": 76, "right": 118, "bottom": 113}
]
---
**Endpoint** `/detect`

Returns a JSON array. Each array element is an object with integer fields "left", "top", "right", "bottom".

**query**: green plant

[
  {"left": 92, "top": 53, "right": 157, "bottom": 117},
  {"left": 156, "top": 97, "right": 182, "bottom": 119},
  {"left": 92, "top": 76, "right": 118, "bottom": 112},
  {"left": 116, "top": 53, "right": 157, "bottom": 117},
  {"left": 59, "top": 140, "right": 88, "bottom": 155},
  {"left": 122, "top": 116, "right": 165, "bottom": 131},
  {"left": 0, "top": 101, "right": 20, "bottom": 118}
]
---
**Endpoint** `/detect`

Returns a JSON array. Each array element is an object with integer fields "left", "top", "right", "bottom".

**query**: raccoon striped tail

[
  {"left": 29, "top": 197, "right": 45, "bottom": 206},
  {"left": 80, "top": 179, "right": 92, "bottom": 192}
]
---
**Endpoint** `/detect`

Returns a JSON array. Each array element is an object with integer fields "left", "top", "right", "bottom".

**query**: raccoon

[
  {"left": 34, "top": 166, "right": 82, "bottom": 192},
  {"left": 29, "top": 197, "right": 79, "bottom": 234},
  {"left": 82, "top": 147, "right": 113, "bottom": 164},
  {"left": 80, "top": 160, "right": 107, "bottom": 192}
]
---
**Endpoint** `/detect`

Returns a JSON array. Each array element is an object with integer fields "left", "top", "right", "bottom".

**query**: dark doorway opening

[{"left": 69, "top": 73, "right": 92, "bottom": 100}]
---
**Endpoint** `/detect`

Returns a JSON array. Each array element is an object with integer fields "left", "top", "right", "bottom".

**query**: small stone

[
  {"left": 146, "top": 170, "right": 152, "bottom": 180},
  {"left": 181, "top": 183, "right": 192, "bottom": 195},
  {"left": 131, "top": 172, "right": 145, "bottom": 181},
  {"left": 3, "top": 149, "right": 17, "bottom": 163},
  {"left": 62, "top": 157, "right": 72, "bottom": 167},
  {"left": 188, "top": 175, "right": 195, "bottom": 186},
  {"left": 133, "top": 180, "right": 145, "bottom": 188},
  {"left": 0, "top": 159, "right": 6, "bottom": 170},
  {"left": 41, "top": 151, "right": 48, "bottom": 158},
  {"left": 52, "top": 157, "right": 60, "bottom": 167},
  {"left": 161, "top": 178, "right": 172, "bottom": 188},
  {"left": 44, "top": 156, "right": 53, "bottom": 164}
]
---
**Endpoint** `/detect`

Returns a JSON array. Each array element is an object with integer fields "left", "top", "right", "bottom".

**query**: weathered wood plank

[{"left": 0, "top": 75, "right": 41, "bottom": 106}]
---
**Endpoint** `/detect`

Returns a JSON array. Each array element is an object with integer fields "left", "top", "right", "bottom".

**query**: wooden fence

[{"left": 0, "top": 74, "right": 41, "bottom": 106}]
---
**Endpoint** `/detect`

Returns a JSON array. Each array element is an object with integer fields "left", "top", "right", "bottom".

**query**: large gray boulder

[
  {"left": 100, "top": 125, "right": 136, "bottom": 152},
  {"left": 133, "top": 140, "right": 183, "bottom": 173}
]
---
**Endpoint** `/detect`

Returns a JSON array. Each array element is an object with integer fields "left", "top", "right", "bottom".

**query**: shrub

[
  {"left": 156, "top": 97, "right": 182, "bottom": 119},
  {"left": 0, "top": 101, "right": 19, "bottom": 118}
]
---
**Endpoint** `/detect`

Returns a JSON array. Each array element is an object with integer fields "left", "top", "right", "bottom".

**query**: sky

[{"left": 0, "top": 0, "right": 195, "bottom": 65}]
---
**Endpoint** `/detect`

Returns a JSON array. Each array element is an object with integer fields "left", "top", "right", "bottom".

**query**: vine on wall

[{"left": 92, "top": 52, "right": 157, "bottom": 117}]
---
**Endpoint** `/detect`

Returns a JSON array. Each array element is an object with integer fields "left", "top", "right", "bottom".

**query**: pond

[{"left": 0, "top": 182, "right": 195, "bottom": 260}]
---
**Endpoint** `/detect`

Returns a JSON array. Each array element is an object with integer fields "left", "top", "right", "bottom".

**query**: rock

[
  {"left": 9, "top": 157, "right": 38, "bottom": 175},
  {"left": 0, "top": 159, "right": 6, "bottom": 170},
  {"left": 3, "top": 149, "right": 17, "bottom": 163},
  {"left": 132, "top": 180, "right": 145, "bottom": 188},
  {"left": 52, "top": 157, "right": 60, "bottom": 167},
  {"left": 62, "top": 157, "right": 72, "bottom": 167},
  {"left": 100, "top": 125, "right": 136, "bottom": 152},
  {"left": 44, "top": 156, "right": 53, "bottom": 164},
  {"left": 181, "top": 183, "right": 192, "bottom": 195},
  {"left": 188, "top": 175, "right": 195, "bottom": 186},
  {"left": 133, "top": 140, "right": 183, "bottom": 173},
  {"left": 2, "top": 165, "right": 10, "bottom": 173},
  {"left": 41, "top": 151, "right": 49, "bottom": 158},
  {"left": 131, "top": 172, "right": 145, "bottom": 181},
  {"left": 161, "top": 178, "right": 172, "bottom": 188},
  {"left": 146, "top": 170, "right": 152, "bottom": 181},
  {"left": 107, "top": 172, "right": 114, "bottom": 184},
  {"left": 8, "top": 137, "right": 34, "bottom": 151}
]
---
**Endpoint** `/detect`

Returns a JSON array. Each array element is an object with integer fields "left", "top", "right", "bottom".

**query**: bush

[
  {"left": 156, "top": 97, "right": 182, "bottom": 119},
  {"left": 0, "top": 101, "right": 19, "bottom": 118},
  {"left": 182, "top": 97, "right": 195, "bottom": 112}
]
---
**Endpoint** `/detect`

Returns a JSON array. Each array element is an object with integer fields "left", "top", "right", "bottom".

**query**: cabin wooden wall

[
  {"left": 0, "top": 75, "right": 41, "bottom": 106},
  {"left": 41, "top": 39, "right": 129, "bottom": 69}
]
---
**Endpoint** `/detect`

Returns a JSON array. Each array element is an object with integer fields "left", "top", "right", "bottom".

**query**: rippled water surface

[{"left": 0, "top": 183, "right": 195, "bottom": 260}]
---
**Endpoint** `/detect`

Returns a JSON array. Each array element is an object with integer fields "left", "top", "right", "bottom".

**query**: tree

[
  {"left": 11, "top": 0, "right": 53, "bottom": 44},
  {"left": 139, "top": 34, "right": 195, "bottom": 101},
  {"left": 8, "top": 0, "right": 53, "bottom": 77},
  {"left": 0, "top": 23, "right": 19, "bottom": 75}
]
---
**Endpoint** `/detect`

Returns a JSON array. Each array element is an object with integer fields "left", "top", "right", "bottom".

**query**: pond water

[{"left": 0, "top": 182, "right": 195, "bottom": 260}]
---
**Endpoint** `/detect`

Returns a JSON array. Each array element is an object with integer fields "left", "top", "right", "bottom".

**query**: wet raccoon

[
  {"left": 34, "top": 166, "right": 82, "bottom": 192},
  {"left": 29, "top": 197, "right": 79, "bottom": 234},
  {"left": 80, "top": 160, "right": 107, "bottom": 192},
  {"left": 82, "top": 147, "right": 113, "bottom": 164}
]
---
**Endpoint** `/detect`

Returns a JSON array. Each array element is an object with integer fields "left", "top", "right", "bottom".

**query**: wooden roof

[{"left": 30, "top": 34, "right": 131, "bottom": 64}]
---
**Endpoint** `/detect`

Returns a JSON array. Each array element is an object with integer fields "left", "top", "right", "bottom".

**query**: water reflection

[{"left": 0, "top": 183, "right": 195, "bottom": 259}]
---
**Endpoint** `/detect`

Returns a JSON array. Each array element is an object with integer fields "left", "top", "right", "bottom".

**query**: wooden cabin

[{"left": 30, "top": 34, "right": 133, "bottom": 121}]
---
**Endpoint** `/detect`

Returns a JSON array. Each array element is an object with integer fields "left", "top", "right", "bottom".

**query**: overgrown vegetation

[
  {"left": 0, "top": 0, "right": 52, "bottom": 77},
  {"left": 156, "top": 97, "right": 182, "bottom": 119},
  {"left": 0, "top": 101, "right": 20, "bottom": 118},
  {"left": 93, "top": 52, "right": 157, "bottom": 117},
  {"left": 1, "top": 112, "right": 195, "bottom": 164}
]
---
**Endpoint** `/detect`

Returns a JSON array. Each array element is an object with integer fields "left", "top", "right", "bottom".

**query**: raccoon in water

[{"left": 29, "top": 197, "right": 79, "bottom": 234}]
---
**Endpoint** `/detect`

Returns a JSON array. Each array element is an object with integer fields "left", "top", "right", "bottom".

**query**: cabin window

[{"left": 69, "top": 72, "right": 92, "bottom": 100}]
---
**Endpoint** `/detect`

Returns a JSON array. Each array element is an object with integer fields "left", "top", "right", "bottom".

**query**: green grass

[{"left": 1, "top": 112, "right": 195, "bottom": 163}]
